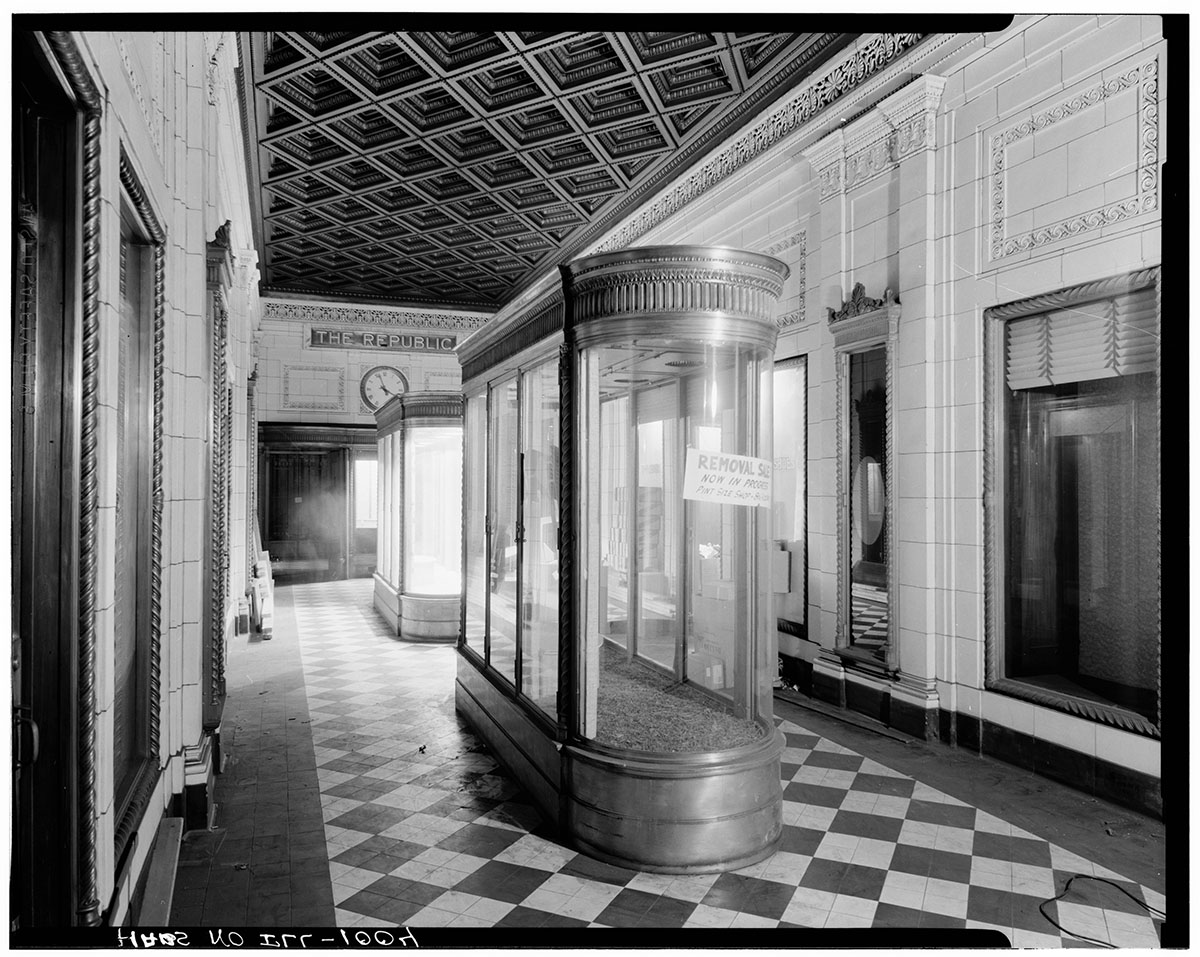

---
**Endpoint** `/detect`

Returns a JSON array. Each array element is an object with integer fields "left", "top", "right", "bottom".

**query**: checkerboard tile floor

[{"left": 284, "top": 579, "right": 1164, "bottom": 943}]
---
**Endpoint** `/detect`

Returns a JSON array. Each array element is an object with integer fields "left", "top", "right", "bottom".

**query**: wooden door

[{"left": 11, "top": 34, "right": 82, "bottom": 929}]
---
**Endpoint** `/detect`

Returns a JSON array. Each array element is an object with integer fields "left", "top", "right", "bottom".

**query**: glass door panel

[
  {"left": 520, "top": 360, "right": 560, "bottom": 715},
  {"left": 488, "top": 378, "right": 519, "bottom": 682}
]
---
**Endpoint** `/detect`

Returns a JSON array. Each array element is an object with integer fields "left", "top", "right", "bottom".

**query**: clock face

[{"left": 361, "top": 366, "right": 406, "bottom": 411}]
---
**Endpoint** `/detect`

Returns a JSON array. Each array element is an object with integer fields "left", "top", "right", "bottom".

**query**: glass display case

[
  {"left": 374, "top": 392, "right": 464, "bottom": 641},
  {"left": 455, "top": 247, "right": 789, "bottom": 872}
]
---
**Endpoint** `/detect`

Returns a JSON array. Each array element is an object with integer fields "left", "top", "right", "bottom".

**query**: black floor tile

[
  {"left": 783, "top": 782, "right": 848, "bottom": 808},
  {"left": 903, "top": 799, "right": 978, "bottom": 831},
  {"left": 848, "top": 772, "right": 916, "bottom": 798},
  {"left": 451, "top": 860, "right": 552, "bottom": 903},
  {"left": 837, "top": 863, "right": 888, "bottom": 900},
  {"left": 434, "top": 823, "right": 524, "bottom": 857},
  {"left": 779, "top": 825, "right": 825, "bottom": 856},
  {"left": 829, "top": 809, "right": 904, "bottom": 842},
  {"left": 639, "top": 894, "right": 697, "bottom": 928},
  {"left": 804, "top": 750, "right": 865, "bottom": 772},
  {"left": 559, "top": 854, "right": 639, "bottom": 886},
  {"left": 872, "top": 902, "right": 927, "bottom": 927}
]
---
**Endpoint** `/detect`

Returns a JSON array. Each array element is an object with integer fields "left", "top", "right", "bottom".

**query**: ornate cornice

[
  {"left": 562, "top": 246, "right": 790, "bottom": 352},
  {"left": 376, "top": 391, "right": 465, "bottom": 434},
  {"left": 989, "top": 56, "right": 1158, "bottom": 261},
  {"left": 261, "top": 298, "right": 488, "bottom": 332},
  {"left": 461, "top": 293, "right": 564, "bottom": 385}
]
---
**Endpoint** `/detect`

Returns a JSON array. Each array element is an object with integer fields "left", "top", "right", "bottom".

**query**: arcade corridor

[{"left": 168, "top": 580, "right": 1166, "bottom": 943}]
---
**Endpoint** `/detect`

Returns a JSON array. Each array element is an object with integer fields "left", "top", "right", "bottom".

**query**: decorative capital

[
  {"left": 828, "top": 283, "right": 899, "bottom": 324},
  {"left": 808, "top": 74, "right": 947, "bottom": 198},
  {"left": 801, "top": 128, "right": 846, "bottom": 202}
]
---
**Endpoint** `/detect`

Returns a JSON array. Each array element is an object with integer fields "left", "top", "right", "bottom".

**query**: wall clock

[{"left": 360, "top": 365, "right": 407, "bottom": 412}]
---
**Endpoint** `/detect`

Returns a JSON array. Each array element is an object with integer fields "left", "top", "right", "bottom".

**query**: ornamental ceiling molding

[
  {"left": 593, "top": 34, "right": 927, "bottom": 254},
  {"left": 988, "top": 55, "right": 1159, "bottom": 261},
  {"left": 261, "top": 297, "right": 489, "bottom": 331},
  {"left": 803, "top": 73, "right": 946, "bottom": 200}
]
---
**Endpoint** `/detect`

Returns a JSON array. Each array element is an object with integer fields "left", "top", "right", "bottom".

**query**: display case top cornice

[{"left": 239, "top": 30, "right": 935, "bottom": 311}]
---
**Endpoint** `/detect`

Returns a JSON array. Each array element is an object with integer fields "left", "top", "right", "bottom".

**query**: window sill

[{"left": 988, "top": 677, "right": 1160, "bottom": 739}]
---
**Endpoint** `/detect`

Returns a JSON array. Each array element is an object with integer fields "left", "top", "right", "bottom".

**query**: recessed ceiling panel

[{"left": 241, "top": 30, "right": 876, "bottom": 309}]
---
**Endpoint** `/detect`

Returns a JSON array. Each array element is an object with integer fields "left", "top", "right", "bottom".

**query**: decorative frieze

[
  {"left": 989, "top": 56, "right": 1159, "bottom": 261},
  {"left": 262, "top": 298, "right": 489, "bottom": 332}
]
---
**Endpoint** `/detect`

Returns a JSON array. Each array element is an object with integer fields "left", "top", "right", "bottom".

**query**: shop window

[
  {"left": 488, "top": 378, "right": 519, "bottom": 682},
  {"left": 113, "top": 204, "right": 154, "bottom": 813},
  {"left": 463, "top": 391, "right": 487, "bottom": 656},
  {"left": 353, "top": 455, "right": 378, "bottom": 528},
  {"left": 403, "top": 427, "right": 461, "bottom": 595},
  {"left": 987, "top": 273, "right": 1160, "bottom": 734},
  {"left": 520, "top": 360, "right": 560, "bottom": 715},
  {"left": 772, "top": 358, "right": 807, "bottom": 633}
]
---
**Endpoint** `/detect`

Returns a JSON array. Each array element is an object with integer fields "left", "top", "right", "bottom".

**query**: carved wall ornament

[
  {"left": 282, "top": 364, "right": 346, "bottom": 411},
  {"left": 828, "top": 283, "right": 900, "bottom": 324},
  {"left": 117, "top": 35, "right": 163, "bottom": 161},
  {"left": 758, "top": 231, "right": 807, "bottom": 327},
  {"left": 989, "top": 57, "right": 1159, "bottom": 261}
]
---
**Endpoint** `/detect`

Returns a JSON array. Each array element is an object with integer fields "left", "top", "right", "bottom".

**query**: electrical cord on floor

[{"left": 1039, "top": 874, "right": 1166, "bottom": 947}]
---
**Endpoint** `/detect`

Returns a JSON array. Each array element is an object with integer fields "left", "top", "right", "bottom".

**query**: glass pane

[
  {"left": 520, "top": 360, "right": 560, "bottom": 715},
  {"left": 635, "top": 385, "right": 680, "bottom": 670},
  {"left": 599, "top": 394, "right": 630, "bottom": 651},
  {"left": 848, "top": 348, "right": 888, "bottom": 660},
  {"left": 1005, "top": 373, "right": 1158, "bottom": 723},
  {"left": 463, "top": 392, "right": 487, "bottom": 655},
  {"left": 685, "top": 361, "right": 739, "bottom": 700},
  {"left": 403, "top": 426, "right": 461, "bottom": 595},
  {"left": 354, "top": 456, "right": 378, "bottom": 528},
  {"left": 489, "top": 379, "right": 519, "bottom": 682},
  {"left": 580, "top": 342, "right": 773, "bottom": 751},
  {"left": 773, "top": 360, "right": 806, "bottom": 626}
]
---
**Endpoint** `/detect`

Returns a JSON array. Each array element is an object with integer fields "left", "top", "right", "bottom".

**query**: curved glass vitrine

[
  {"left": 374, "top": 392, "right": 464, "bottom": 641},
  {"left": 455, "top": 247, "right": 788, "bottom": 871}
]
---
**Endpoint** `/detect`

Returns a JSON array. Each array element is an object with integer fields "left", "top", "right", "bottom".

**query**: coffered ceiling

[{"left": 238, "top": 30, "right": 858, "bottom": 311}]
